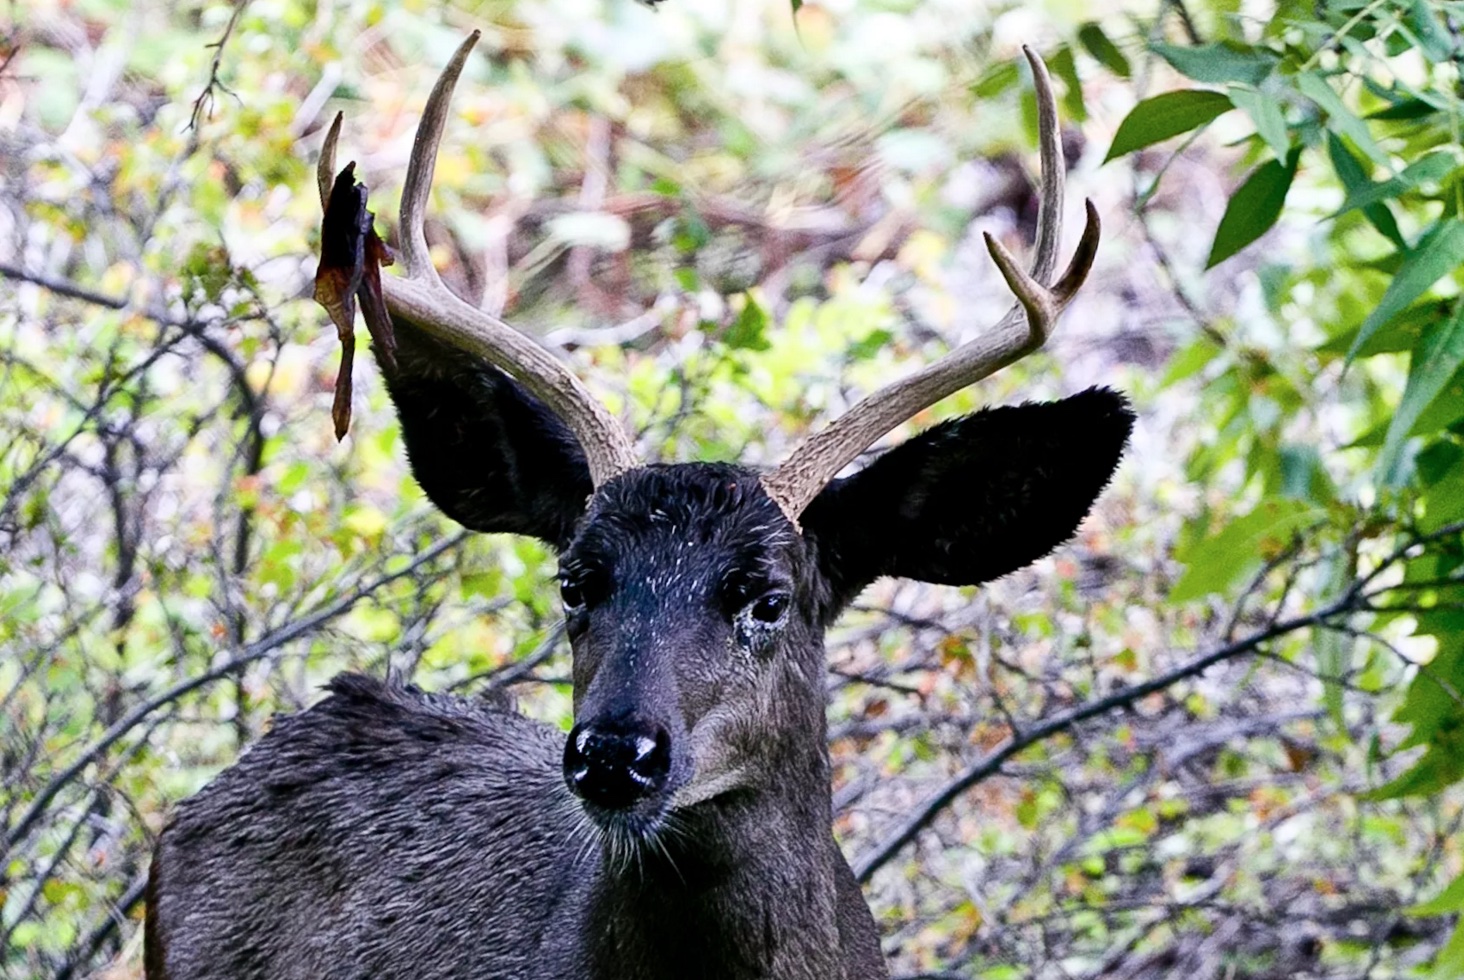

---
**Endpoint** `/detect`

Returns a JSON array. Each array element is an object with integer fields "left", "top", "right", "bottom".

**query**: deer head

[{"left": 313, "top": 30, "right": 1130, "bottom": 864}]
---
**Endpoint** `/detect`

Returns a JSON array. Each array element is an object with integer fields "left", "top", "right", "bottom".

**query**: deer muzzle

[{"left": 564, "top": 717, "right": 673, "bottom": 810}]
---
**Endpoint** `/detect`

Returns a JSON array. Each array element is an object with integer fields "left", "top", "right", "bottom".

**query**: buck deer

[{"left": 145, "top": 32, "right": 1131, "bottom": 980}]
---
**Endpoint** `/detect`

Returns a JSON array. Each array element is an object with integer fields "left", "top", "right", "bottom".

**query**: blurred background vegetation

[{"left": 3, "top": 0, "right": 1464, "bottom": 976}]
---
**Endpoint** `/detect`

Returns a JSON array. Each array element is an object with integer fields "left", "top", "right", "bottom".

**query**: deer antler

[
  {"left": 760, "top": 47, "right": 1101, "bottom": 522},
  {"left": 316, "top": 31, "right": 640, "bottom": 487}
]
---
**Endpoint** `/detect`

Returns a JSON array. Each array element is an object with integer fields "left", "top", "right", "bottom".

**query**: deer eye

[
  {"left": 560, "top": 576, "right": 586, "bottom": 612},
  {"left": 748, "top": 591, "right": 789, "bottom": 624}
]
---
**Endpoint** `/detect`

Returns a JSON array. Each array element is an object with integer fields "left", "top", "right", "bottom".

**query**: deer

[{"left": 144, "top": 31, "right": 1132, "bottom": 980}]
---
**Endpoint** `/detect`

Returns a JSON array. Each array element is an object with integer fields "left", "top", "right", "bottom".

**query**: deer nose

[{"left": 564, "top": 719, "right": 672, "bottom": 809}]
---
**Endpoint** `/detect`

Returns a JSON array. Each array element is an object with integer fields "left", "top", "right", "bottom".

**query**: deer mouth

[{"left": 565, "top": 780, "right": 686, "bottom": 878}]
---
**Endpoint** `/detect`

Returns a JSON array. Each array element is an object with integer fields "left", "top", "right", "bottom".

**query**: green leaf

[
  {"left": 1296, "top": 70, "right": 1387, "bottom": 167},
  {"left": 1348, "top": 220, "right": 1464, "bottom": 362},
  {"left": 1405, "top": 0, "right": 1455, "bottom": 63},
  {"left": 1049, "top": 45, "right": 1087, "bottom": 123},
  {"left": 1423, "top": 452, "right": 1464, "bottom": 532},
  {"left": 1314, "top": 553, "right": 1353, "bottom": 725},
  {"left": 1319, "top": 299, "right": 1442, "bottom": 358},
  {"left": 1152, "top": 42, "right": 1279, "bottom": 86},
  {"left": 1277, "top": 444, "right": 1334, "bottom": 503},
  {"left": 724, "top": 293, "right": 771, "bottom": 351},
  {"left": 1325, "top": 131, "right": 1405, "bottom": 248},
  {"left": 1077, "top": 22, "right": 1130, "bottom": 79},
  {"left": 1379, "top": 302, "right": 1464, "bottom": 483},
  {"left": 1170, "top": 498, "right": 1322, "bottom": 602},
  {"left": 1366, "top": 730, "right": 1464, "bottom": 800},
  {"left": 1414, "top": 872, "right": 1464, "bottom": 919},
  {"left": 1104, "top": 90, "right": 1234, "bottom": 163},
  {"left": 1206, "top": 148, "right": 1299, "bottom": 268},
  {"left": 1350, "top": 368, "right": 1464, "bottom": 450},
  {"left": 1162, "top": 336, "right": 1224, "bottom": 385},
  {"left": 1228, "top": 86, "right": 1291, "bottom": 161},
  {"left": 846, "top": 328, "right": 894, "bottom": 361},
  {"left": 971, "top": 61, "right": 1019, "bottom": 99},
  {"left": 1394, "top": 643, "right": 1464, "bottom": 750},
  {"left": 1368, "top": 96, "right": 1439, "bottom": 121}
]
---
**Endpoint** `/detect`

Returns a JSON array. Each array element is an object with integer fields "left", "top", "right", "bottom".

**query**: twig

[
  {"left": 188, "top": 0, "right": 249, "bottom": 130},
  {"left": 1221, "top": 533, "right": 1307, "bottom": 641},
  {"left": 0, "top": 44, "right": 20, "bottom": 81},
  {"left": 1162, "top": 0, "right": 1204, "bottom": 45},
  {"left": 1133, "top": 202, "right": 1227, "bottom": 348}
]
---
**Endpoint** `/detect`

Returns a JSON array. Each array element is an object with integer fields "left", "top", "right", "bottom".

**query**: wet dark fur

[{"left": 146, "top": 315, "right": 1134, "bottom": 979}]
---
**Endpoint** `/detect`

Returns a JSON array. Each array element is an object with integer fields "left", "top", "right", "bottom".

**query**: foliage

[
  {"left": 1093, "top": 0, "right": 1464, "bottom": 974},
  {"left": 1, "top": 0, "right": 1463, "bottom": 978}
]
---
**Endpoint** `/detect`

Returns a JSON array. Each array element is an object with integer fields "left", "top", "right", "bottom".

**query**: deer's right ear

[
  {"left": 379, "top": 325, "right": 592, "bottom": 551},
  {"left": 799, "top": 386, "right": 1133, "bottom": 618}
]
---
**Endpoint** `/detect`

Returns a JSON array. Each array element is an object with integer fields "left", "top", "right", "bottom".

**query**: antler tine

[
  {"left": 1024, "top": 45, "right": 1063, "bottom": 288},
  {"left": 761, "top": 48, "right": 1101, "bottom": 523},
  {"left": 320, "top": 31, "right": 640, "bottom": 486},
  {"left": 397, "top": 31, "right": 480, "bottom": 280}
]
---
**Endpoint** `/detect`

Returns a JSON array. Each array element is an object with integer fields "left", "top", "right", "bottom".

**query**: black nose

[{"left": 564, "top": 719, "right": 672, "bottom": 809}]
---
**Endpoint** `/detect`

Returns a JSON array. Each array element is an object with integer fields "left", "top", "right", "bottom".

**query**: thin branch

[
  {"left": 441, "top": 619, "right": 566, "bottom": 694},
  {"left": 0, "top": 262, "right": 129, "bottom": 310},
  {"left": 188, "top": 1, "right": 249, "bottom": 130}
]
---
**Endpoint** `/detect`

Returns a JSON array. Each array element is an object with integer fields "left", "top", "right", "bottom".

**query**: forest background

[{"left": 3, "top": 0, "right": 1463, "bottom": 977}]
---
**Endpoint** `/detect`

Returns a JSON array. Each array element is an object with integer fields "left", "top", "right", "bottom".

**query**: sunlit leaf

[
  {"left": 1405, "top": 0, "right": 1455, "bottom": 63},
  {"left": 724, "top": 293, "right": 771, "bottom": 351},
  {"left": 1228, "top": 85, "right": 1291, "bottom": 161},
  {"left": 1332, "top": 151, "right": 1456, "bottom": 218},
  {"left": 1297, "top": 70, "right": 1388, "bottom": 166}
]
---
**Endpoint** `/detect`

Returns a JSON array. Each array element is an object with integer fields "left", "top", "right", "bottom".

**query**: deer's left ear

[{"left": 799, "top": 386, "right": 1134, "bottom": 618}]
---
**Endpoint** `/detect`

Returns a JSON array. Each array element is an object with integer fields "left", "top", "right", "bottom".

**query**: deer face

[{"left": 558, "top": 465, "right": 818, "bottom": 841}]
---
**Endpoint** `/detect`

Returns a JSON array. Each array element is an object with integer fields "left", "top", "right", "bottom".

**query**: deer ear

[
  {"left": 378, "top": 324, "right": 592, "bottom": 551},
  {"left": 800, "top": 387, "right": 1134, "bottom": 617}
]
